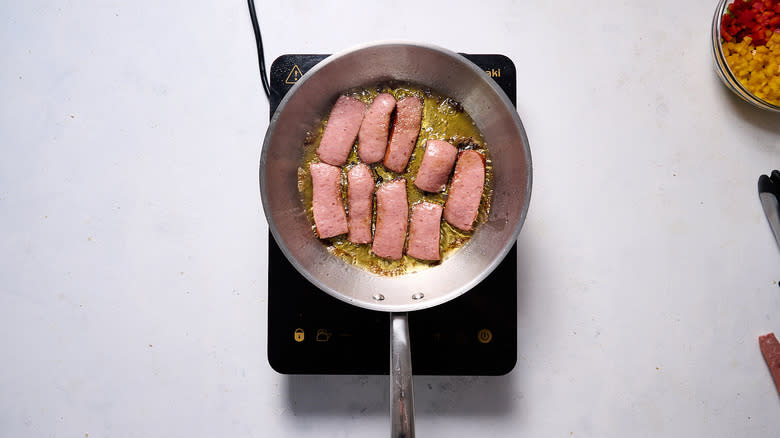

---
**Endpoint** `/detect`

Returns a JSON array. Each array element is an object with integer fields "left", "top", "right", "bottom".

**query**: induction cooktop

[{"left": 265, "top": 53, "right": 518, "bottom": 375}]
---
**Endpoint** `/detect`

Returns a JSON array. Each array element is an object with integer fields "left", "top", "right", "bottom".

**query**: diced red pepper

[{"left": 721, "top": 0, "right": 780, "bottom": 45}]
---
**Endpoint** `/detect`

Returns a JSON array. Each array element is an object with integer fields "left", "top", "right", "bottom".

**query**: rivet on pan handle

[{"left": 390, "top": 312, "right": 415, "bottom": 438}]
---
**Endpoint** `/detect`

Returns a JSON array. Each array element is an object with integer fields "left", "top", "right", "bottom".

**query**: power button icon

[{"left": 477, "top": 329, "right": 493, "bottom": 344}]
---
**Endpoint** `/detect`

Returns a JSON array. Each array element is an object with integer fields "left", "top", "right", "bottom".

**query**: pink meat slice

[
  {"left": 310, "top": 162, "right": 348, "bottom": 238},
  {"left": 406, "top": 202, "right": 443, "bottom": 261},
  {"left": 358, "top": 93, "right": 396, "bottom": 164},
  {"left": 414, "top": 139, "right": 458, "bottom": 193},
  {"left": 383, "top": 96, "right": 423, "bottom": 173},
  {"left": 372, "top": 179, "right": 408, "bottom": 260},
  {"left": 443, "top": 150, "right": 485, "bottom": 231},
  {"left": 346, "top": 163, "right": 375, "bottom": 244},
  {"left": 317, "top": 96, "right": 367, "bottom": 166}
]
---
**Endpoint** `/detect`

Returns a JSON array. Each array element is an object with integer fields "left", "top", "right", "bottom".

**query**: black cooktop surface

[{"left": 265, "top": 53, "right": 518, "bottom": 375}]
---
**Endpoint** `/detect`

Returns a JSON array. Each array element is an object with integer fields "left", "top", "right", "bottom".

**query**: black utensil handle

[{"left": 758, "top": 170, "right": 780, "bottom": 197}]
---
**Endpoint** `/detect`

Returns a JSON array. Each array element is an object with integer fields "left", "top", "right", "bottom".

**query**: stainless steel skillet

[{"left": 259, "top": 41, "right": 532, "bottom": 437}]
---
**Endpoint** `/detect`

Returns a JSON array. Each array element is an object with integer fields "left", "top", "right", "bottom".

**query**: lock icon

[{"left": 294, "top": 328, "right": 305, "bottom": 343}]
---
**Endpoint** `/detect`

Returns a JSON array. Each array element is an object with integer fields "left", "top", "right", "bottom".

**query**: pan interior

[{"left": 260, "top": 42, "right": 531, "bottom": 312}]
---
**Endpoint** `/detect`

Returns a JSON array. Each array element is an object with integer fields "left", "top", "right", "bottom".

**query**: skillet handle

[{"left": 390, "top": 312, "right": 415, "bottom": 438}]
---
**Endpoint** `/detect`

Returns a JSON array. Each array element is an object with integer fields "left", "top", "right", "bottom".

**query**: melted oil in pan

[{"left": 298, "top": 82, "right": 493, "bottom": 276}]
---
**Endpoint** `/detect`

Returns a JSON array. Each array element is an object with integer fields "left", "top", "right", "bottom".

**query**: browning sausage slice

[
  {"left": 372, "top": 179, "right": 408, "bottom": 260},
  {"left": 759, "top": 332, "right": 780, "bottom": 395},
  {"left": 414, "top": 140, "right": 458, "bottom": 193},
  {"left": 310, "top": 162, "right": 348, "bottom": 238},
  {"left": 443, "top": 150, "right": 485, "bottom": 231},
  {"left": 347, "top": 163, "right": 375, "bottom": 244},
  {"left": 358, "top": 93, "right": 396, "bottom": 164},
  {"left": 406, "top": 202, "right": 443, "bottom": 261},
  {"left": 317, "top": 96, "right": 367, "bottom": 166},
  {"left": 383, "top": 96, "right": 423, "bottom": 173}
]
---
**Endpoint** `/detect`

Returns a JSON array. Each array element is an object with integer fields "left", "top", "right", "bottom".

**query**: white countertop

[{"left": 2, "top": 0, "right": 780, "bottom": 436}]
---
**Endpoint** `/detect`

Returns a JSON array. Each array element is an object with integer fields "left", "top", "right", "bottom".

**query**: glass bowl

[{"left": 711, "top": 0, "right": 780, "bottom": 112}]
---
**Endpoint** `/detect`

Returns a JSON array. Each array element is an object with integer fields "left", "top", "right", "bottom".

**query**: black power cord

[{"left": 247, "top": 0, "right": 271, "bottom": 100}]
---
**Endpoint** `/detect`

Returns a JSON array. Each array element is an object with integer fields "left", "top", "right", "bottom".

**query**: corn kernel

[{"left": 722, "top": 33, "right": 780, "bottom": 105}]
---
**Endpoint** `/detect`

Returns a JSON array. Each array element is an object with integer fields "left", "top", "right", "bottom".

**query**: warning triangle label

[{"left": 285, "top": 65, "right": 303, "bottom": 84}]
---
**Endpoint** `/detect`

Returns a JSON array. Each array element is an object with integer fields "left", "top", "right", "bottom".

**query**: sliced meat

[
  {"left": 759, "top": 332, "right": 780, "bottom": 395},
  {"left": 310, "top": 162, "right": 348, "bottom": 239},
  {"left": 414, "top": 140, "right": 458, "bottom": 193},
  {"left": 372, "top": 179, "right": 408, "bottom": 260},
  {"left": 317, "top": 96, "right": 367, "bottom": 166},
  {"left": 443, "top": 150, "right": 485, "bottom": 231},
  {"left": 346, "top": 163, "right": 375, "bottom": 244},
  {"left": 406, "top": 202, "right": 443, "bottom": 261},
  {"left": 358, "top": 93, "right": 396, "bottom": 164},
  {"left": 383, "top": 96, "right": 423, "bottom": 173}
]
